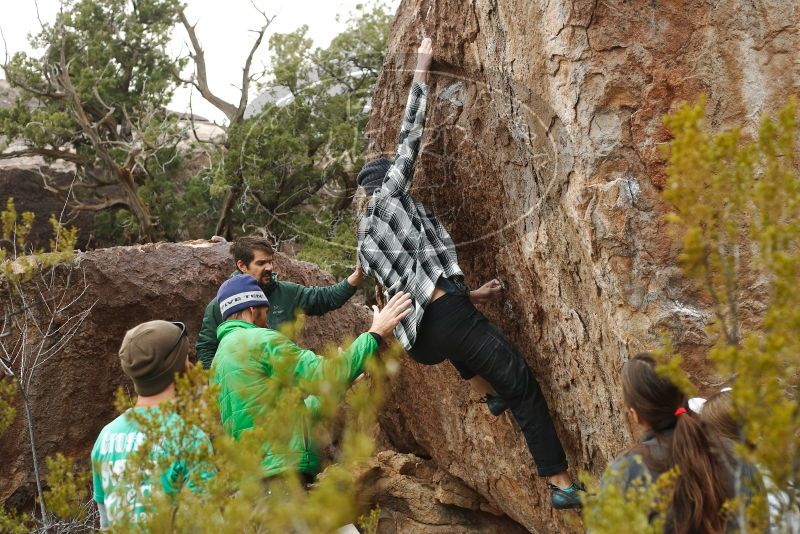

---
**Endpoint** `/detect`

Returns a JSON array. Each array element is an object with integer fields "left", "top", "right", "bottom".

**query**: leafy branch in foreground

[
  {"left": 581, "top": 99, "right": 798, "bottom": 532},
  {"left": 583, "top": 98, "right": 798, "bottom": 532},
  {"left": 660, "top": 98, "right": 799, "bottom": 530},
  {"left": 581, "top": 465, "right": 678, "bottom": 533}
]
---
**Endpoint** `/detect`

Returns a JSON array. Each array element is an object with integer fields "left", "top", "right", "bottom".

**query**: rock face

[
  {"left": 372, "top": 0, "right": 799, "bottom": 531},
  {"left": 0, "top": 167, "right": 96, "bottom": 250},
  {"left": 358, "top": 450, "right": 529, "bottom": 533}
]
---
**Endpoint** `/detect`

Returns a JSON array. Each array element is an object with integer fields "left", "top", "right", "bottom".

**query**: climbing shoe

[
  {"left": 548, "top": 482, "right": 584, "bottom": 510},
  {"left": 481, "top": 394, "right": 508, "bottom": 416}
]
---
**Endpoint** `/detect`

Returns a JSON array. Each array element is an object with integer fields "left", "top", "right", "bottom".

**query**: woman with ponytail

[{"left": 603, "top": 353, "right": 760, "bottom": 533}]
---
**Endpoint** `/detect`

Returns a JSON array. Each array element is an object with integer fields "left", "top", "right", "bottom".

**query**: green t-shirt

[{"left": 90, "top": 407, "right": 212, "bottom": 526}]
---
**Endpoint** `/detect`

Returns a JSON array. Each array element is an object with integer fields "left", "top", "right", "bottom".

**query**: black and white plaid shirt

[{"left": 357, "top": 82, "right": 466, "bottom": 351}]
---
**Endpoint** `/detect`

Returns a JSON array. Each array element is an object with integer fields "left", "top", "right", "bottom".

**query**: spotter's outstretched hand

[{"left": 369, "top": 292, "right": 413, "bottom": 339}]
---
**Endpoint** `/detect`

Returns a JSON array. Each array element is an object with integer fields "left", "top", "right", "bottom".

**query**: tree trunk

[
  {"left": 214, "top": 184, "right": 241, "bottom": 240},
  {"left": 332, "top": 168, "right": 356, "bottom": 213},
  {"left": 116, "top": 168, "right": 155, "bottom": 242}
]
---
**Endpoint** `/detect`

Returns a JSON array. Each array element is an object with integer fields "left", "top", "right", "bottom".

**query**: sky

[{"left": 0, "top": 0, "right": 400, "bottom": 124}]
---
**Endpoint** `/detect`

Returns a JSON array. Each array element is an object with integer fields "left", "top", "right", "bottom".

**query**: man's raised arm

[
  {"left": 381, "top": 38, "right": 433, "bottom": 196},
  {"left": 291, "top": 292, "right": 413, "bottom": 385}
]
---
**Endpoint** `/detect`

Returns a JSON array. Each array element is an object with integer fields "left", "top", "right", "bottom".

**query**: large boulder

[
  {"left": 0, "top": 166, "right": 96, "bottom": 250},
  {"left": 374, "top": 0, "right": 799, "bottom": 531}
]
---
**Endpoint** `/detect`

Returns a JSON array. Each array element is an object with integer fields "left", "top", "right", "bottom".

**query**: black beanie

[{"left": 356, "top": 158, "right": 393, "bottom": 196}]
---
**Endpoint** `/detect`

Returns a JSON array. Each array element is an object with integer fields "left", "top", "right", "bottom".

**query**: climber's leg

[
  {"left": 410, "top": 292, "right": 568, "bottom": 477},
  {"left": 411, "top": 321, "right": 493, "bottom": 395},
  {"left": 406, "top": 318, "right": 447, "bottom": 366},
  {"left": 450, "top": 315, "right": 568, "bottom": 477}
]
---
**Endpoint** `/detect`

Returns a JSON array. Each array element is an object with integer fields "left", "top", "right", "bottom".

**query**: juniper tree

[
  {"left": 203, "top": 2, "right": 392, "bottom": 257},
  {"left": 0, "top": 0, "right": 186, "bottom": 242}
]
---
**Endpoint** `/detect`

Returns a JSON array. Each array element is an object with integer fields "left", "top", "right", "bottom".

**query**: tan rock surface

[
  {"left": 374, "top": 0, "right": 799, "bottom": 531},
  {"left": 356, "top": 450, "right": 528, "bottom": 533}
]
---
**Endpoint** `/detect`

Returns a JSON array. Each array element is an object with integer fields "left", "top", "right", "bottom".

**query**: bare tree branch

[
  {"left": 179, "top": 11, "right": 238, "bottom": 121},
  {"left": 234, "top": 5, "right": 276, "bottom": 123},
  {"left": 0, "top": 25, "right": 9, "bottom": 67},
  {"left": 0, "top": 147, "right": 83, "bottom": 163},
  {"left": 187, "top": 93, "right": 223, "bottom": 148}
]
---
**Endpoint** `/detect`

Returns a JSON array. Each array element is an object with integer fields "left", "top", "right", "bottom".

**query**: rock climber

[
  {"left": 196, "top": 236, "right": 364, "bottom": 369},
  {"left": 355, "top": 37, "right": 583, "bottom": 509},
  {"left": 210, "top": 274, "right": 411, "bottom": 484}
]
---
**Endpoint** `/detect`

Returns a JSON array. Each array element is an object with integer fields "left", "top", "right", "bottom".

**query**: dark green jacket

[
  {"left": 196, "top": 273, "right": 357, "bottom": 369},
  {"left": 211, "top": 320, "right": 377, "bottom": 476}
]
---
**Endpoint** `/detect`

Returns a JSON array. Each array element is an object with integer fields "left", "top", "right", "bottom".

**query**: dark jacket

[
  {"left": 196, "top": 273, "right": 357, "bottom": 369},
  {"left": 603, "top": 430, "right": 764, "bottom": 532}
]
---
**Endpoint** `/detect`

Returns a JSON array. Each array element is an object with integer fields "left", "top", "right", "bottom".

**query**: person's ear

[
  {"left": 236, "top": 260, "right": 248, "bottom": 273},
  {"left": 629, "top": 407, "right": 643, "bottom": 426}
]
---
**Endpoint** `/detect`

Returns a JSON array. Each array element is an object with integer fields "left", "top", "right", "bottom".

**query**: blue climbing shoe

[
  {"left": 481, "top": 394, "right": 508, "bottom": 416},
  {"left": 549, "top": 482, "right": 584, "bottom": 510}
]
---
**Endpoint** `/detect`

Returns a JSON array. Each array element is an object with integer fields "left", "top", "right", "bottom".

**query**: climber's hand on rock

[
  {"left": 470, "top": 279, "right": 504, "bottom": 305},
  {"left": 413, "top": 38, "right": 432, "bottom": 83},
  {"left": 416, "top": 38, "right": 433, "bottom": 71},
  {"left": 369, "top": 292, "right": 413, "bottom": 339}
]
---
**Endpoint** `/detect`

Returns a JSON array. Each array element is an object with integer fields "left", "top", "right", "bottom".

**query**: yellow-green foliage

[
  {"left": 0, "top": 198, "right": 82, "bottom": 531},
  {"left": 0, "top": 508, "right": 29, "bottom": 534},
  {"left": 0, "top": 198, "right": 78, "bottom": 282},
  {"left": 651, "top": 335, "right": 697, "bottom": 398},
  {"left": 581, "top": 464, "right": 678, "bottom": 533},
  {"left": 1, "top": 198, "right": 35, "bottom": 250},
  {"left": 42, "top": 453, "right": 90, "bottom": 521},
  {"left": 660, "top": 99, "right": 798, "bottom": 528},
  {"left": 0, "top": 379, "right": 17, "bottom": 434},
  {"left": 0, "top": 198, "right": 36, "bottom": 278},
  {"left": 358, "top": 506, "right": 381, "bottom": 534},
  {"left": 0, "top": 384, "right": 29, "bottom": 533},
  {"left": 103, "top": 319, "right": 402, "bottom": 533}
]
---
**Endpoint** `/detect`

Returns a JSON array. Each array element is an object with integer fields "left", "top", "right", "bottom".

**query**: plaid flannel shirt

[{"left": 357, "top": 81, "right": 466, "bottom": 351}]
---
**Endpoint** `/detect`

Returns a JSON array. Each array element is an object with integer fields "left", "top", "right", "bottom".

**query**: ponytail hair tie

[{"left": 674, "top": 407, "right": 687, "bottom": 417}]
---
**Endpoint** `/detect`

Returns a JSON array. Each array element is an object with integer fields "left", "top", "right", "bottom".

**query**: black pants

[{"left": 408, "top": 292, "right": 568, "bottom": 477}]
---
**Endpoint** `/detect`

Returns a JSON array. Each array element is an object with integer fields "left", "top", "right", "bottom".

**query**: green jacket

[
  {"left": 211, "top": 320, "right": 377, "bottom": 477},
  {"left": 196, "top": 273, "right": 357, "bottom": 369}
]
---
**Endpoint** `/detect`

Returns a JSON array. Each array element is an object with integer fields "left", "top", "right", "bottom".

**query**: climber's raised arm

[{"left": 357, "top": 38, "right": 433, "bottom": 197}]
